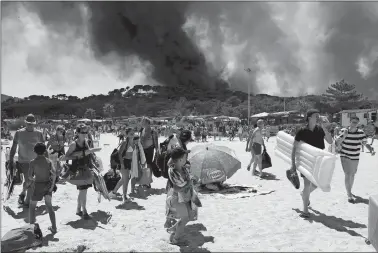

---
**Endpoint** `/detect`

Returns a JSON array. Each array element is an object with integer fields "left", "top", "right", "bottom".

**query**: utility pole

[
  {"left": 245, "top": 68, "right": 252, "bottom": 126},
  {"left": 284, "top": 97, "right": 286, "bottom": 112}
]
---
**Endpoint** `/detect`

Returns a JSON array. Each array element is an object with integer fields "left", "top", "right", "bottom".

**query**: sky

[{"left": 2, "top": 2, "right": 378, "bottom": 99}]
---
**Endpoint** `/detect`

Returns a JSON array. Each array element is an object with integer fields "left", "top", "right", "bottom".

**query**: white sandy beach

[{"left": 1, "top": 133, "right": 378, "bottom": 252}]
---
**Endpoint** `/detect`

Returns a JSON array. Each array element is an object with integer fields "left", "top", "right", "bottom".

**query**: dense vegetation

[{"left": 1, "top": 80, "right": 376, "bottom": 120}]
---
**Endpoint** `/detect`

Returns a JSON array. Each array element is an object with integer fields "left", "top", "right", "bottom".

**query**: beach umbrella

[{"left": 188, "top": 144, "right": 241, "bottom": 184}]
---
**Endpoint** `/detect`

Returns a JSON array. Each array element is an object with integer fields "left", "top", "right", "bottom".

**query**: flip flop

[
  {"left": 348, "top": 198, "right": 355, "bottom": 204},
  {"left": 299, "top": 212, "right": 310, "bottom": 218},
  {"left": 48, "top": 226, "right": 57, "bottom": 234},
  {"left": 76, "top": 211, "right": 83, "bottom": 216}
]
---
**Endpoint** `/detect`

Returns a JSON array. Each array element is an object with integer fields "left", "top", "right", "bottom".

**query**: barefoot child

[
  {"left": 28, "top": 142, "right": 57, "bottom": 234},
  {"left": 164, "top": 147, "right": 202, "bottom": 245}
]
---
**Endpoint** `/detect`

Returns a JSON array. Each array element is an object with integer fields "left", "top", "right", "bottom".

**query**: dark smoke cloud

[
  {"left": 320, "top": 2, "right": 378, "bottom": 99},
  {"left": 2, "top": 2, "right": 378, "bottom": 98}
]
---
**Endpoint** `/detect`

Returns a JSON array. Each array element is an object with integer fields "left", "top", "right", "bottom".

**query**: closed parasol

[{"left": 188, "top": 144, "right": 241, "bottom": 185}]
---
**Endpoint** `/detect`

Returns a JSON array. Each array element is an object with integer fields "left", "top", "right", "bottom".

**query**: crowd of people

[{"left": 2, "top": 111, "right": 378, "bottom": 246}]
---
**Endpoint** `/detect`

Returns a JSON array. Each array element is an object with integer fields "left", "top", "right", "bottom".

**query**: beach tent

[
  {"left": 250, "top": 112, "right": 269, "bottom": 118},
  {"left": 77, "top": 118, "right": 91, "bottom": 123},
  {"left": 228, "top": 117, "right": 241, "bottom": 122}
]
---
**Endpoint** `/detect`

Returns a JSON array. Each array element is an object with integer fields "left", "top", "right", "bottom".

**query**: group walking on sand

[{"left": 3, "top": 111, "right": 378, "bottom": 248}]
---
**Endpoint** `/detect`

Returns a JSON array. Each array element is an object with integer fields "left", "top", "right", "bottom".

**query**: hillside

[
  {"left": 1, "top": 94, "right": 14, "bottom": 103},
  {"left": 1, "top": 85, "right": 377, "bottom": 119}
]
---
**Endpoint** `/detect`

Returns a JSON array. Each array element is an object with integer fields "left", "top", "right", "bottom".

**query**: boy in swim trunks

[
  {"left": 28, "top": 142, "right": 57, "bottom": 234},
  {"left": 246, "top": 119, "right": 265, "bottom": 178}
]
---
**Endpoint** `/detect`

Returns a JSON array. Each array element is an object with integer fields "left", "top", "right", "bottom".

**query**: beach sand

[{"left": 1, "top": 134, "right": 377, "bottom": 252}]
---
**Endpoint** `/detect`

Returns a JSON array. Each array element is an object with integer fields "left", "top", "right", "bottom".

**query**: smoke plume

[{"left": 2, "top": 2, "right": 378, "bottom": 98}]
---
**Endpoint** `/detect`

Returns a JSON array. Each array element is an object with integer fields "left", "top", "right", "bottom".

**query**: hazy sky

[{"left": 2, "top": 2, "right": 378, "bottom": 99}]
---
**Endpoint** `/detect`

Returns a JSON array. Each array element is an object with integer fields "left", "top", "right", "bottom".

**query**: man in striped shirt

[{"left": 336, "top": 116, "right": 373, "bottom": 203}]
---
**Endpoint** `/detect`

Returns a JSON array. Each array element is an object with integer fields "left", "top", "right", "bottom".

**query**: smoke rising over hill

[{"left": 2, "top": 2, "right": 378, "bottom": 98}]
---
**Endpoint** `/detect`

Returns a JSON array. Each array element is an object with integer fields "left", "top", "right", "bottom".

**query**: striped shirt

[{"left": 339, "top": 128, "right": 367, "bottom": 160}]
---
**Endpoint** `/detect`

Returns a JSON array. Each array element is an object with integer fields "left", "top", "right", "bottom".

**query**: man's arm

[
  {"left": 9, "top": 131, "right": 19, "bottom": 161},
  {"left": 291, "top": 141, "right": 300, "bottom": 168},
  {"left": 49, "top": 161, "right": 57, "bottom": 192}
]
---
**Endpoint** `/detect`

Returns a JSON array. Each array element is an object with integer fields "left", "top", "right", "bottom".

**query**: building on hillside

[
  {"left": 250, "top": 110, "right": 303, "bottom": 126},
  {"left": 339, "top": 108, "right": 378, "bottom": 127}
]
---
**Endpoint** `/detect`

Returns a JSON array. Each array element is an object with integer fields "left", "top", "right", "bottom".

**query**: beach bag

[
  {"left": 13, "top": 162, "right": 23, "bottom": 185},
  {"left": 103, "top": 169, "right": 121, "bottom": 191},
  {"left": 150, "top": 157, "right": 162, "bottom": 178},
  {"left": 110, "top": 146, "right": 121, "bottom": 168},
  {"left": 67, "top": 167, "right": 94, "bottom": 186},
  {"left": 137, "top": 165, "right": 153, "bottom": 185},
  {"left": 156, "top": 152, "right": 171, "bottom": 179},
  {"left": 1, "top": 223, "right": 43, "bottom": 253},
  {"left": 156, "top": 135, "right": 175, "bottom": 179},
  {"left": 286, "top": 169, "right": 300, "bottom": 189},
  {"left": 261, "top": 143, "right": 272, "bottom": 170}
]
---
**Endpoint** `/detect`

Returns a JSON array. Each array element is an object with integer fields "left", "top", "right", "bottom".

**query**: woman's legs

[
  {"left": 77, "top": 189, "right": 88, "bottom": 214},
  {"left": 341, "top": 157, "right": 359, "bottom": 201},
  {"left": 112, "top": 169, "right": 125, "bottom": 194},
  {"left": 122, "top": 170, "right": 131, "bottom": 201}
]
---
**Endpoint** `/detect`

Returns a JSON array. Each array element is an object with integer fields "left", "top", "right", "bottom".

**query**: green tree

[
  {"left": 323, "top": 79, "right": 363, "bottom": 103},
  {"left": 295, "top": 99, "right": 313, "bottom": 116},
  {"left": 84, "top": 108, "right": 96, "bottom": 123},
  {"left": 103, "top": 103, "right": 115, "bottom": 121}
]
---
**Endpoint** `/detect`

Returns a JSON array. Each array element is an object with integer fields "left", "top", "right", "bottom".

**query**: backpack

[
  {"left": 155, "top": 135, "right": 175, "bottom": 179},
  {"left": 110, "top": 143, "right": 123, "bottom": 169},
  {"left": 1, "top": 223, "right": 43, "bottom": 253}
]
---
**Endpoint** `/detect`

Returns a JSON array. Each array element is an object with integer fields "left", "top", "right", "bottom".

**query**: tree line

[{"left": 1, "top": 80, "right": 375, "bottom": 120}]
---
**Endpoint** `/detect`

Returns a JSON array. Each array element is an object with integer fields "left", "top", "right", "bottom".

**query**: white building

[{"left": 339, "top": 108, "right": 378, "bottom": 127}]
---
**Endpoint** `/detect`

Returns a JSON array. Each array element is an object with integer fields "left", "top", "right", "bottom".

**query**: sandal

[
  {"left": 48, "top": 226, "right": 57, "bottom": 234},
  {"left": 169, "top": 236, "right": 187, "bottom": 246},
  {"left": 348, "top": 197, "right": 355, "bottom": 204},
  {"left": 83, "top": 213, "right": 91, "bottom": 220},
  {"left": 299, "top": 212, "right": 310, "bottom": 218},
  {"left": 18, "top": 194, "right": 25, "bottom": 205},
  {"left": 247, "top": 165, "right": 251, "bottom": 171},
  {"left": 76, "top": 211, "right": 83, "bottom": 217}
]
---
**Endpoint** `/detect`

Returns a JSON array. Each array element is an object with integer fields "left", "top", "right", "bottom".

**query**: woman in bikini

[
  {"left": 140, "top": 117, "right": 159, "bottom": 187},
  {"left": 62, "top": 124, "right": 94, "bottom": 219},
  {"left": 108, "top": 128, "right": 146, "bottom": 203}
]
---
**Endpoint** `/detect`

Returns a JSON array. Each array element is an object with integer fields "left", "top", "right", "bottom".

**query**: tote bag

[
  {"left": 261, "top": 143, "right": 272, "bottom": 170},
  {"left": 67, "top": 167, "right": 94, "bottom": 186}
]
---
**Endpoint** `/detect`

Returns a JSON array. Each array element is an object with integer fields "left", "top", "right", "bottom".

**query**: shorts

[
  {"left": 17, "top": 162, "right": 30, "bottom": 177},
  {"left": 31, "top": 182, "right": 52, "bottom": 201},
  {"left": 252, "top": 143, "right": 262, "bottom": 155},
  {"left": 76, "top": 184, "right": 92, "bottom": 190},
  {"left": 119, "top": 135, "right": 124, "bottom": 141},
  {"left": 144, "top": 146, "right": 154, "bottom": 165},
  {"left": 340, "top": 156, "right": 359, "bottom": 175},
  {"left": 122, "top": 158, "right": 132, "bottom": 170}
]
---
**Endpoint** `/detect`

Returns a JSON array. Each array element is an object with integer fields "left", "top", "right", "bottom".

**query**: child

[
  {"left": 164, "top": 147, "right": 202, "bottom": 245},
  {"left": 28, "top": 142, "right": 57, "bottom": 234}
]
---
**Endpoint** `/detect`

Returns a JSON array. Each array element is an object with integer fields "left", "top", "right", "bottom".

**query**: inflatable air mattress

[{"left": 275, "top": 131, "right": 337, "bottom": 192}]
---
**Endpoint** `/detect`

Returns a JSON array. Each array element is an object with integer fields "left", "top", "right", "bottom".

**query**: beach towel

[{"left": 1, "top": 224, "right": 43, "bottom": 253}]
